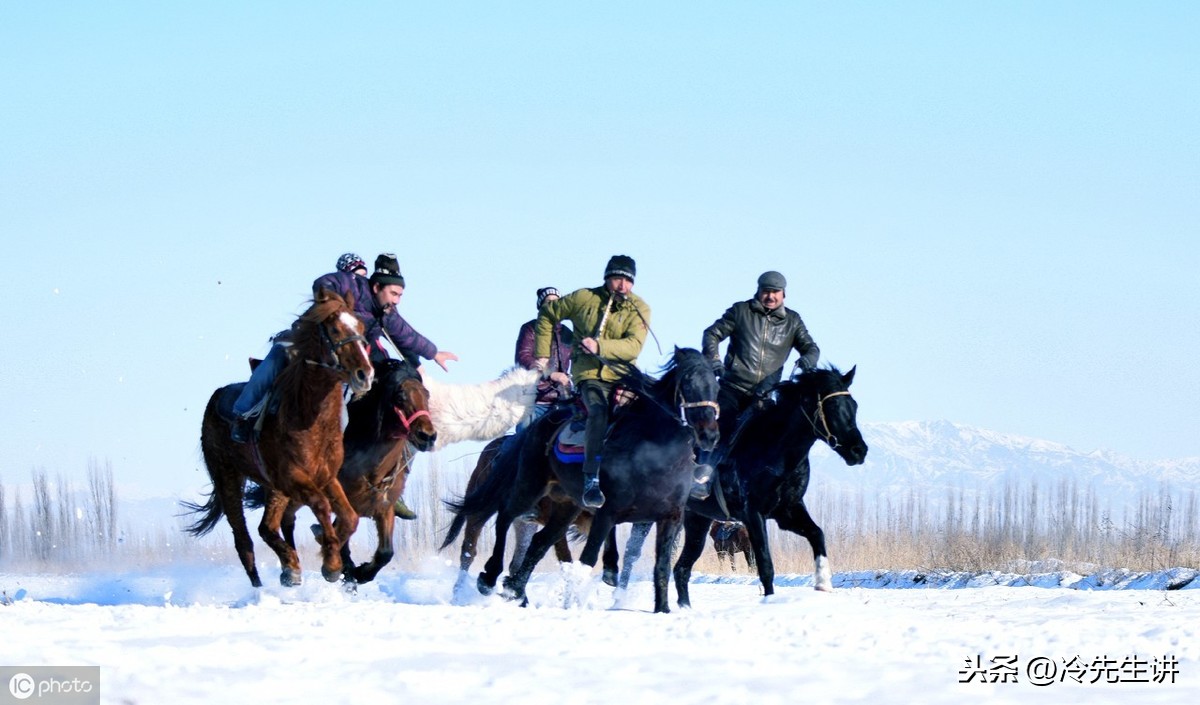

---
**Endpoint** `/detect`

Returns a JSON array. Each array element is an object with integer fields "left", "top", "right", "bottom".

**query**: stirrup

[
  {"left": 582, "top": 475, "right": 605, "bottom": 509},
  {"left": 692, "top": 463, "right": 713, "bottom": 484}
]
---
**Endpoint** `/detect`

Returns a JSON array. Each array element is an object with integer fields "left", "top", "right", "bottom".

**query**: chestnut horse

[
  {"left": 244, "top": 356, "right": 438, "bottom": 584},
  {"left": 184, "top": 289, "right": 374, "bottom": 587}
]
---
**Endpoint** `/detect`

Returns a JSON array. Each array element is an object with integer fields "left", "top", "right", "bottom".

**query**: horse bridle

[
  {"left": 678, "top": 394, "right": 720, "bottom": 425},
  {"left": 307, "top": 318, "right": 369, "bottom": 373},
  {"left": 800, "top": 390, "right": 853, "bottom": 449}
]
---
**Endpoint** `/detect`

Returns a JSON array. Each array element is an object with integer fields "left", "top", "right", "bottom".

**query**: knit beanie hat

[
  {"left": 536, "top": 286, "right": 560, "bottom": 310},
  {"left": 603, "top": 255, "right": 636, "bottom": 282},
  {"left": 369, "top": 253, "right": 406, "bottom": 288},
  {"left": 337, "top": 252, "right": 367, "bottom": 274}
]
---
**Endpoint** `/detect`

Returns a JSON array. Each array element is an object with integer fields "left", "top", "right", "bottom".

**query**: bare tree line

[{"left": 1, "top": 457, "right": 1197, "bottom": 576}]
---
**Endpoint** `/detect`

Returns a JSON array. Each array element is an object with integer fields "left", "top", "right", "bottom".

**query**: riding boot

[
  {"left": 230, "top": 415, "right": 253, "bottom": 444},
  {"left": 581, "top": 459, "right": 605, "bottom": 509},
  {"left": 690, "top": 450, "right": 713, "bottom": 499},
  {"left": 392, "top": 497, "right": 418, "bottom": 521}
]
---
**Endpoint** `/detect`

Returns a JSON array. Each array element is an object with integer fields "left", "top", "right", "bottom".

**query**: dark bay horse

[
  {"left": 449, "top": 434, "right": 649, "bottom": 595},
  {"left": 334, "top": 357, "right": 436, "bottom": 583},
  {"left": 185, "top": 290, "right": 374, "bottom": 587},
  {"left": 244, "top": 357, "right": 438, "bottom": 584},
  {"left": 672, "top": 366, "right": 868, "bottom": 607},
  {"left": 450, "top": 435, "right": 577, "bottom": 590},
  {"left": 442, "top": 347, "right": 720, "bottom": 613}
]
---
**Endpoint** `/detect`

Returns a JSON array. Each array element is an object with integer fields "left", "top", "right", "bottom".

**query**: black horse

[
  {"left": 244, "top": 357, "right": 438, "bottom": 583},
  {"left": 440, "top": 347, "right": 720, "bottom": 613},
  {"left": 672, "top": 366, "right": 867, "bottom": 608}
]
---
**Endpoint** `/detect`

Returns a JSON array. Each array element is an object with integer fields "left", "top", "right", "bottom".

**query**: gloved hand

[
  {"left": 549, "top": 371, "right": 571, "bottom": 387},
  {"left": 710, "top": 358, "right": 724, "bottom": 377}
]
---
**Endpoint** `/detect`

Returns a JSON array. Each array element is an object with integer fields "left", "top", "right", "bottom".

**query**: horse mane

[
  {"left": 275, "top": 290, "right": 356, "bottom": 419},
  {"left": 424, "top": 366, "right": 541, "bottom": 449},
  {"left": 345, "top": 358, "right": 414, "bottom": 445},
  {"left": 775, "top": 365, "right": 846, "bottom": 403},
  {"left": 621, "top": 347, "right": 708, "bottom": 403}
]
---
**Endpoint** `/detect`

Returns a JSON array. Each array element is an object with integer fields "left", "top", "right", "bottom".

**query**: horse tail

[
  {"left": 180, "top": 490, "right": 223, "bottom": 538},
  {"left": 439, "top": 436, "right": 520, "bottom": 550}
]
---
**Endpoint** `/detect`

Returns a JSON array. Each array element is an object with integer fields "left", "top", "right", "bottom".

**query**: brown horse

[
  {"left": 710, "top": 521, "right": 755, "bottom": 572},
  {"left": 244, "top": 357, "right": 437, "bottom": 584},
  {"left": 322, "top": 357, "right": 437, "bottom": 583},
  {"left": 185, "top": 289, "right": 374, "bottom": 587}
]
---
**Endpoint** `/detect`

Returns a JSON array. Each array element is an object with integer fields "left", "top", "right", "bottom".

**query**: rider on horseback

[
  {"left": 532, "top": 255, "right": 649, "bottom": 508},
  {"left": 230, "top": 254, "right": 457, "bottom": 519},
  {"left": 702, "top": 270, "right": 820, "bottom": 442},
  {"left": 231, "top": 253, "right": 458, "bottom": 439},
  {"left": 515, "top": 286, "right": 573, "bottom": 430}
]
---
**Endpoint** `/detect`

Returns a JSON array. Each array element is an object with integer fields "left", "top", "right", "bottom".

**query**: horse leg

[
  {"left": 281, "top": 502, "right": 299, "bottom": 550},
  {"left": 601, "top": 527, "right": 620, "bottom": 587},
  {"left": 576, "top": 509, "right": 613, "bottom": 568},
  {"left": 348, "top": 512, "right": 395, "bottom": 584},
  {"left": 218, "top": 476, "right": 263, "bottom": 588},
  {"left": 552, "top": 531, "right": 574, "bottom": 564},
  {"left": 258, "top": 490, "right": 303, "bottom": 586},
  {"left": 325, "top": 477, "right": 360, "bottom": 553},
  {"left": 617, "top": 522, "right": 652, "bottom": 590},
  {"left": 672, "top": 512, "right": 713, "bottom": 609},
  {"left": 478, "top": 510, "right": 515, "bottom": 595},
  {"left": 775, "top": 501, "right": 831, "bottom": 591},
  {"left": 508, "top": 517, "right": 537, "bottom": 576},
  {"left": 301, "top": 486, "right": 347, "bottom": 584},
  {"left": 743, "top": 511, "right": 776, "bottom": 597},
  {"left": 652, "top": 517, "right": 683, "bottom": 614},
  {"left": 503, "top": 503, "right": 580, "bottom": 604}
]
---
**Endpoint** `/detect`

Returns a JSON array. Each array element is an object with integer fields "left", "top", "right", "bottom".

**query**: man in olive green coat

[{"left": 534, "top": 254, "right": 649, "bottom": 508}]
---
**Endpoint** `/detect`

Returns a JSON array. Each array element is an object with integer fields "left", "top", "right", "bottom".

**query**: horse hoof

[
  {"left": 814, "top": 583, "right": 833, "bottom": 593},
  {"left": 280, "top": 569, "right": 302, "bottom": 587},
  {"left": 322, "top": 566, "right": 343, "bottom": 583},
  {"left": 601, "top": 568, "right": 618, "bottom": 587},
  {"left": 476, "top": 574, "right": 494, "bottom": 596}
]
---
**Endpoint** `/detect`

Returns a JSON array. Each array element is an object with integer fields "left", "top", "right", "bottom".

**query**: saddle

[{"left": 548, "top": 386, "right": 636, "bottom": 464}]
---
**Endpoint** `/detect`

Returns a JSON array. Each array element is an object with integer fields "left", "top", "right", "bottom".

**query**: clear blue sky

[{"left": 2, "top": 2, "right": 1197, "bottom": 498}]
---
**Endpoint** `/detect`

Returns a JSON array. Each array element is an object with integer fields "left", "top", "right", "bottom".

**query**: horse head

[
  {"left": 787, "top": 365, "right": 868, "bottom": 465},
  {"left": 377, "top": 358, "right": 437, "bottom": 451},
  {"left": 656, "top": 347, "right": 721, "bottom": 452},
  {"left": 298, "top": 288, "right": 374, "bottom": 395}
]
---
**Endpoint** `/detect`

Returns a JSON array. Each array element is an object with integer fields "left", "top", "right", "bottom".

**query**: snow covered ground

[{"left": 2, "top": 563, "right": 1197, "bottom": 704}]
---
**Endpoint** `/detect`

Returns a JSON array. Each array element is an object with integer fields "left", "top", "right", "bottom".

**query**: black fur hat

[{"left": 369, "top": 253, "right": 406, "bottom": 288}]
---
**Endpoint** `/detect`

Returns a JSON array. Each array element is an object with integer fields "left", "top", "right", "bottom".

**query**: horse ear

[
  {"left": 842, "top": 365, "right": 856, "bottom": 387},
  {"left": 344, "top": 288, "right": 356, "bottom": 309}
]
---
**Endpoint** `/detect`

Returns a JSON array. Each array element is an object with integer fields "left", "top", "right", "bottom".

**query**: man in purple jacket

[
  {"left": 514, "top": 286, "right": 573, "bottom": 430},
  {"left": 230, "top": 253, "right": 457, "bottom": 442}
]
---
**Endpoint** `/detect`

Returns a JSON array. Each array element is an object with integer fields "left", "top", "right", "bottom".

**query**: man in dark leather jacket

[{"left": 702, "top": 270, "right": 820, "bottom": 441}]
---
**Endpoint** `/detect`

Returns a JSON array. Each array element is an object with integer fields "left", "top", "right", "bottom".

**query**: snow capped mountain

[{"left": 809, "top": 420, "right": 1200, "bottom": 512}]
